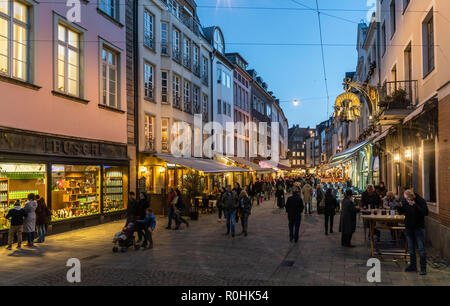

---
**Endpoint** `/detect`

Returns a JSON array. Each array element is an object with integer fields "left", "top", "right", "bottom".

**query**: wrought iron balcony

[
  {"left": 377, "top": 80, "right": 418, "bottom": 126},
  {"left": 144, "top": 138, "right": 155, "bottom": 152}
]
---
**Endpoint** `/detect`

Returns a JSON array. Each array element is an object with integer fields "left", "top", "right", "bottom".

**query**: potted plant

[{"left": 182, "top": 171, "right": 205, "bottom": 220}]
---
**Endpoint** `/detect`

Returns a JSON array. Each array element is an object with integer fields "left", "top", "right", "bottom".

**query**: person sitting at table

[
  {"left": 361, "top": 184, "right": 381, "bottom": 241},
  {"left": 383, "top": 192, "right": 398, "bottom": 210}
]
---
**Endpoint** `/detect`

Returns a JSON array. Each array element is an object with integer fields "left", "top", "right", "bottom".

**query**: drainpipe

[{"left": 134, "top": 0, "right": 140, "bottom": 192}]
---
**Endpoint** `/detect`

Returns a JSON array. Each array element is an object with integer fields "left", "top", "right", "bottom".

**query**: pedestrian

[
  {"left": 174, "top": 188, "right": 189, "bottom": 230},
  {"left": 285, "top": 182, "right": 304, "bottom": 243},
  {"left": 238, "top": 190, "right": 252, "bottom": 236},
  {"left": 221, "top": 185, "right": 238, "bottom": 237},
  {"left": 166, "top": 187, "right": 176, "bottom": 229},
  {"left": 136, "top": 208, "right": 156, "bottom": 249},
  {"left": 5, "top": 200, "right": 26, "bottom": 250},
  {"left": 340, "top": 189, "right": 358, "bottom": 247},
  {"left": 361, "top": 184, "right": 381, "bottom": 241},
  {"left": 376, "top": 182, "right": 387, "bottom": 198},
  {"left": 254, "top": 179, "right": 263, "bottom": 205},
  {"left": 383, "top": 191, "right": 398, "bottom": 210},
  {"left": 126, "top": 191, "right": 138, "bottom": 225},
  {"left": 136, "top": 192, "right": 149, "bottom": 242},
  {"left": 266, "top": 181, "right": 273, "bottom": 200},
  {"left": 23, "top": 193, "right": 38, "bottom": 247},
  {"left": 247, "top": 181, "right": 256, "bottom": 206},
  {"left": 324, "top": 188, "right": 337, "bottom": 235},
  {"left": 398, "top": 189, "right": 429, "bottom": 275},
  {"left": 233, "top": 182, "right": 242, "bottom": 197},
  {"left": 35, "top": 195, "right": 51, "bottom": 243},
  {"left": 316, "top": 184, "right": 325, "bottom": 214},
  {"left": 301, "top": 181, "right": 314, "bottom": 215},
  {"left": 275, "top": 181, "right": 285, "bottom": 208}
]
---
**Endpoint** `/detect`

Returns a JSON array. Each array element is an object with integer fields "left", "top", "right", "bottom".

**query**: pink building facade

[{"left": 0, "top": 0, "right": 130, "bottom": 236}]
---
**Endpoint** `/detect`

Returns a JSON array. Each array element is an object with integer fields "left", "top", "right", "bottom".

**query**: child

[
  {"left": 5, "top": 201, "right": 27, "bottom": 250},
  {"left": 136, "top": 208, "right": 156, "bottom": 249}
]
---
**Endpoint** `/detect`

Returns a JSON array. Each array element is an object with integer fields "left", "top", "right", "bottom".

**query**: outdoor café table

[{"left": 361, "top": 213, "right": 406, "bottom": 257}]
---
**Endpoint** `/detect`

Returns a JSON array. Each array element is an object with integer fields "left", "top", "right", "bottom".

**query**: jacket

[
  {"left": 221, "top": 191, "right": 238, "bottom": 212},
  {"left": 340, "top": 197, "right": 357, "bottom": 235},
  {"left": 302, "top": 184, "right": 314, "bottom": 203},
  {"left": 398, "top": 193, "right": 428, "bottom": 230},
  {"left": 126, "top": 198, "right": 139, "bottom": 219},
  {"left": 5, "top": 207, "right": 27, "bottom": 226},
  {"left": 285, "top": 193, "right": 304, "bottom": 219},
  {"left": 23, "top": 200, "right": 37, "bottom": 233},
  {"left": 137, "top": 195, "right": 150, "bottom": 219},
  {"left": 239, "top": 196, "right": 252, "bottom": 215},
  {"left": 324, "top": 194, "right": 337, "bottom": 215},
  {"left": 35, "top": 198, "right": 51, "bottom": 226},
  {"left": 136, "top": 213, "right": 156, "bottom": 230}
]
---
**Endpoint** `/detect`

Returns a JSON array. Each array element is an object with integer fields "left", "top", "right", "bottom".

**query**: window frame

[
  {"left": 98, "top": 37, "right": 122, "bottom": 109},
  {"left": 143, "top": 60, "right": 154, "bottom": 101},
  {"left": 422, "top": 9, "right": 435, "bottom": 79},
  {"left": 143, "top": 9, "right": 155, "bottom": 51},
  {"left": 98, "top": 0, "right": 120, "bottom": 21}
]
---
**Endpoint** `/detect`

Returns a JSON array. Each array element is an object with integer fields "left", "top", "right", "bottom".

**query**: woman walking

[
  {"left": 23, "top": 193, "right": 38, "bottom": 247},
  {"left": 316, "top": 184, "right": 325, "bottom": 214},
  {"left": 238, "top": 190, "right": 252, "bottom": 236},
  {"left": 35, "top": 195, "right": 51, "bottom": 243},
  {"left": 324, "top": 189, "right": 337, "bottom": 235}
]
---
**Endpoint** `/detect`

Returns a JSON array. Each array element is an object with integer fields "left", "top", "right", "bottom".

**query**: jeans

[
  {"left": 324, "top": 214, "right": 334, "bottom": 233},
  {"left": 26, "top": 232, "right": 35, "bottom": 244},
  {"left": 305, "top": 202, "right": 311, "bottom": 214},
  {"left": 288, "top": 216, "right": 301, "bottom": 241},
  {"left": 167, "top": 206, "right": 175, "bottom": 228},
  {"left": 241, "top": 213, "right": 250, "bottom": 233},
  {"left": 225, "top": 210, "right": 236, "bottom": 234},
  {"left": 175, "top": 212, "right": 188, "bottom": 228},
  {"left": 37, "top": 224, "right": 46, "bottom": 243},
  {"left": 142, "top": 227, "right": 153, "bottom": 247},
  {"left": 406, "top": 228, "right": 427, "bottom": 271},
  {"left": 7, "top": 225, "right": 23, "bottom": 247}
]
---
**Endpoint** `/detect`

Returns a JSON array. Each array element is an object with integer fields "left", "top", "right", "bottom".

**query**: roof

[
  {"left": 328, "top": 138, "right": 373, "bottom": 166},
  {"left": 155, "top": 154, "right": 250, "bottom": 173},
  {"left": 227, "top": 157, "right": 273, "bottom": 172}
]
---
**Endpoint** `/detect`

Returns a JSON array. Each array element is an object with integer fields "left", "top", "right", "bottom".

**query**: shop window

[
  {"left": 103, "top": 166, "right": 128, "bottom": 213},
  {"left": 0, "top": 163, "right": 47, "bottom": 230},
  {"left": 51, "top": 165, "right": 100, "bottom": 220}
]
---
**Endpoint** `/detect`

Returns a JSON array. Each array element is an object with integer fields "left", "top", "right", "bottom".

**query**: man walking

[
  {"left": 222, "top": 185, "right": 238, "bottom": 237},
  {"left": 302, "top": 181, "right": 314, "bottom": 215},
  {"left": 166, "top": 187, "right": 176, "bottom": 229},
  {"left": 398, "top": 189, "right": 429, "bottom": 275},
  {"left": 285, "top": 183, "right": 304, "bottom": 243},
  {"left": 340, "top": 189, "right": 358, "bottom": 247}
]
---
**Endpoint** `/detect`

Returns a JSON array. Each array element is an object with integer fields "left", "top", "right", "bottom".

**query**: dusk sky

[{"left": 196, "top": 0, "right": 371, "bottom": 128}]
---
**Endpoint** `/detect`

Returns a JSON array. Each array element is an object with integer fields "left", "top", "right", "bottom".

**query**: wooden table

[{"left": 361, "top": 213, "right": 407, "bottom": 258}]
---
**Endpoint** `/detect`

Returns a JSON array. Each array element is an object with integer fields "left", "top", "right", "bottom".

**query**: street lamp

[
  {"left": 394, "top": 151, "right": 400, "bottom": 163},
  {"left": 405, "top": 147, "right": 412, "bottom": 161},
  {"left": 293, "top": 99, "right": 299, "bottom": 106}
]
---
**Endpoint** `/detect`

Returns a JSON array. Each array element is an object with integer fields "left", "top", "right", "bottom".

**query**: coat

[
  {"left": 285, "top": 193, "right": 304, "bottom": 220},
  {"left": 340, "top": 197, "right": 357, "bottom": 235},
  {"left": 23, "top": 200, "right": 37, "bottom": 233},
  {"left": 221, "top": 191, "right": 238, "bottom": 212},
  {"left": 239, "top": 196, "right": 252, "bottom": 215},
  {"left": 361, "top": 191, "right": 381, "bottom": 209},
  {"left": 35, "top": 198, "right": 51, "bottom": 226},
  {"left": 398, "top": 193, "right": 428, "bottom": 230},
  {"left": 302, "top": 184, "right": 314, "bottom": 203},
  {"left": 5, "top": 207, "right": 26, "bottom": 226},
  {"left": 324, "top": 194, "right": 337, "bottom": 215}
]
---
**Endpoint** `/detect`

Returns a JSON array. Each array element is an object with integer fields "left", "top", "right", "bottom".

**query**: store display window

[
  {"left": 103, "top": 166, "right": 128, "bottom": 213},
  {"left": 0, "top": 163, "right": 47, "bottom": 230},
  {"left": 51, "top": 165, "right": 100, "bottom": 221}
]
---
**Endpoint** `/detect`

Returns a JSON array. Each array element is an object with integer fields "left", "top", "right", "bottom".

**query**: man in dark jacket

[
  {"left": 221, "top": 185, "right": 238, "bottom": 237},
  {"left": 126, "top": 192, "right": 138, "bottom": 225},
  {"left": 254, "top": 179, "right": 263, "bottom": 205},
  {"left": 5, "top": 201, "right": 27, "bottom": 250},
  {"left": 285, "top": 184, "right": 304, "bottom": 243},
  {"left": 340, "top": 190, "right": 358, "bottom": 247},
  {"left": 361, "top": 184, "right": 381, "bottom": 240},
  {"left": 398, "top": 190, "right": 429, "bottom": 275}
]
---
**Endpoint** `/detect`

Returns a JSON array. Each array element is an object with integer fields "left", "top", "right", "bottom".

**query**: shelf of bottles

[
  {"left": 103, "top": 169, "right": 124, "bottom": 213},
  {"left": 0, "top": 178, "right": 9, "bottom": 230}
]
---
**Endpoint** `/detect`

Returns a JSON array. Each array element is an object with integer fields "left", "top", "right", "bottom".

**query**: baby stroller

[{"left": 112, "top": 222, "right": 141, "bottom": 253}]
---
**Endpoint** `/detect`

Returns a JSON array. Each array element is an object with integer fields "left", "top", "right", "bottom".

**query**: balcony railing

[
  {"left": 144, "top": 138, "right": 155, "bottom": 152},
  {"left": 183, "top": 56, "right": 191, "bottom": 69},
  {"left": 172, "top": 49, "right": 181, "bottom": 63},
  {"left": 378, "top": 80, "right": 418, "bottom": 110},
  {"left": 173, "top": 96, "right": 181, "bottom": 109},
  {"left": 193, "top": 63, "right": 200, "bottom": 76},
  {"left": 201, "top": 74, "right": 208, "bottom": 85}
]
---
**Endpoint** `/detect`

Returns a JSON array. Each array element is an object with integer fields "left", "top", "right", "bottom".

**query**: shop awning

[
  {"left": 373, "top": 127, "right": 391, "bottom": 144},
  {"left": 403, "top": 104, "right": 425, "bottom": 124},
  {"left": 154, "top": 154, "right": 251, "bottom": 173},
  {"left": 227, "top": 157, "right": 273, "bottom": 172},
  {"left": 328, "top": 138, "right": 372, "bottom": 167}
]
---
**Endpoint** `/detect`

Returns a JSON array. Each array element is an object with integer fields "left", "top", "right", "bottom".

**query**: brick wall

[{"left": 438, "top": 93, "right": 450, "bottom": 227}]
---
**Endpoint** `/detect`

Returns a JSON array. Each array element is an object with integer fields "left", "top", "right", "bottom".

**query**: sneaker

[
  {"left": 165, "top": 226, "right": 171, "bottom": 230},
  {"left": 231, "top": 233, "right": 235, "bottom": 238},
  {"left": 420, "top": 270, "right": 427, "bottom": 276},
  {"left": 330, "top": 230, "right": 334, "bottom": 234},
  {"left": 404, "top": 265, "right": 417, "bottom": 272},
  {"left": 244, "top": 232, "right": 247, "bottom": 237},
  {"left": 6, "top": 246, "right": 12, "bottom": 250}
]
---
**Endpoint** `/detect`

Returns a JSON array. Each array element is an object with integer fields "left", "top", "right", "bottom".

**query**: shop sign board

[{"left": 0, "top": 128, "right": 127, "bottom": 160}]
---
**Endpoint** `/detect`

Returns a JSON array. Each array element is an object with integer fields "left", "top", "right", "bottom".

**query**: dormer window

[{"left": 214, "top": 29, "right": 224, "bottom": 53}]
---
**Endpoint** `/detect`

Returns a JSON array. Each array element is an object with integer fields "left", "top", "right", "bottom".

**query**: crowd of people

[{"left": 5, "top": 193, "right": 51, "bottom": 250}]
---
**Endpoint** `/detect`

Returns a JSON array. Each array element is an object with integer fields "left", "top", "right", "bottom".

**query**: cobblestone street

[{"left": 1, "top": 198, "right": 449, "bottom": 286}]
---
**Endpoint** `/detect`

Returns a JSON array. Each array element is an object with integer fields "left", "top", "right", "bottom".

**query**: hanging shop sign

[
  {"left": 0, "top": 128, "right": 127, "bottom": 160},
  {"left": 334, "top": 92, "right": 361, "bottom": 123}
]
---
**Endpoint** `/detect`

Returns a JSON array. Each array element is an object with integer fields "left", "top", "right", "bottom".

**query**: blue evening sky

[{"left": 196, "top": 0, "right": 371, "bottom": 128}]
